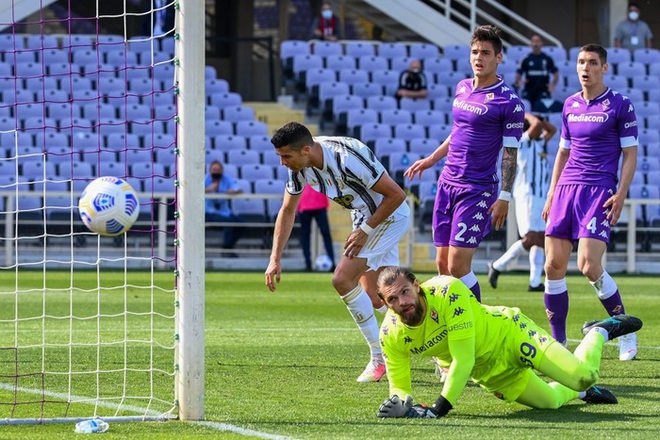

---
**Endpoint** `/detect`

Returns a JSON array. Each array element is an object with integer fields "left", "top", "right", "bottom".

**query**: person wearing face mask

[
  {"left": 614, "top": 2, "right": 653, "bottom": 51},
  {"left": 205, "top": 160, "right": 245, "bottom": 256},
  {"left": 311, "top": 2, "right": 342, "bottom": 41},
  {"left": 395, "top": 59, "right": 428, "bottom": 101}
]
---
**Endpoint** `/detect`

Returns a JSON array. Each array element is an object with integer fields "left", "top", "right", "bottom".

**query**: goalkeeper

[{"left": 376, "top": 267, "right": 642, "bottom": 418}]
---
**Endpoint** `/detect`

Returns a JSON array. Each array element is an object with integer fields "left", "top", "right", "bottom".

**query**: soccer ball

[
  {"left": 313, "top": 254, "right": 334, "bottom": 272},
  {"left": 78, "top": 176, "right": 140, "bottom": 236}
]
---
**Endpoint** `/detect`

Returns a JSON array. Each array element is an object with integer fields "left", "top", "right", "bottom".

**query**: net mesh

[{"left": 0, "top": 0, "right": 178, "bottom": 422}]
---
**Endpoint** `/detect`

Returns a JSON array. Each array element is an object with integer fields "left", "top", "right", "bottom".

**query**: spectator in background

[
  {"left": 488, "top": 113, "right": 556, "bottom": 292},
  {"left": 298, "top": 184, "right": 336, "bottom": 272},
  {"left": 515, "top": 34, "right": 560, "bottom": 113},
  {"left": 395, "top": 59, "right": 428, "bottom": 102},
  {"left": 614, "top": 2, "right": 653, "bottom": 51},
  {"left": 311, "top": 2, "right": 342, "bottom": 41},
  {"left": 205, "top": 160, "right": 244, "bottom": 256}
]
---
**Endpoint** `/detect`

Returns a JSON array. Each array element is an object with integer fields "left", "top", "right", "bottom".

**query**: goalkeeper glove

[
  {"left": 377, "top": 395, "right": 413, "bottom": 418},
  {"left": 405, "top": 403, "right": 438, "bottom": 418}
]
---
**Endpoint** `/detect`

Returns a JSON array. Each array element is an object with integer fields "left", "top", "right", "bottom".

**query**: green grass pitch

[{"left": 1, "top": 270, "right": 659, "bottom": 439}]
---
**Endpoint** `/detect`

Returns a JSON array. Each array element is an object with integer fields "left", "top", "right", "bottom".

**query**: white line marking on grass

[
  {"left": 0, "top": 382, "right": 299, "bottom": 439},
  {"left": 0, "top": 382, "right": 163, "bottom": 416},
  {"left": 196, "top": 421, "right": 299, "bottom": 440}
]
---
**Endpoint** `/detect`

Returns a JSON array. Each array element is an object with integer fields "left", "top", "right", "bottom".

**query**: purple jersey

[
  {"left": 558, "top": 88, "right": 638, "bottom": 187},
  {"left": 441, "top": 76, "right": 524, "bottom": 188}
]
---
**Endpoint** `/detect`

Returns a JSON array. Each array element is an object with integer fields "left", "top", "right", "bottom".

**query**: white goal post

[{"left": 0, "top": 0, "right": 205, "bottom": 424}]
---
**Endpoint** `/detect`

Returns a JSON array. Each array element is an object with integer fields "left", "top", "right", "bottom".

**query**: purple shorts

[
  {"left": 545, "top": 184, "right": 614, "bottom": 243},
  {"left": 432, "top": 182, "right": 497, "bottom": 248}
]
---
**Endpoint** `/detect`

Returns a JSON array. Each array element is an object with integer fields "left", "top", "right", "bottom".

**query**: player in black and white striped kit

[
  {"left": 488, "top": 114, "right": 556, "bottom": 292},
  {"left": 266, "top": 122, "right": 411, "bottom": 383}
]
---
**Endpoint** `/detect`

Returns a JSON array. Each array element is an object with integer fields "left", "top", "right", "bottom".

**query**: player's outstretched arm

[
  {"left": 403, "top": 136, "right": 450, "bottom": 181},
  {"left": 265, "top": 191, "right": 300, "bottom": 291}
]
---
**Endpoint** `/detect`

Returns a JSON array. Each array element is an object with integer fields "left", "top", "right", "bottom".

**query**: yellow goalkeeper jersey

[{"left": 380, "top": 275, "right": 553, "bottom": 404}]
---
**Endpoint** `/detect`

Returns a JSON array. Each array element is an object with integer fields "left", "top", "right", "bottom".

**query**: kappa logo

[
  {"left": 513, "top": 103, "right": 523, "bottom": 112},
  {"left": 599, "top": 230, "right": 608, "bottom": 238},
  {"left": 628, "top": 104, "right": 634, "bottom": 112},
  {"left": 501, "top": 85, "right": 510, "bottom": 92},
  {"left": 482, "top": 191, "right": 492, "bottom": 197},
  {"left": 459, "top": 85, "right": 467, "bottom": 94},
  {"left": 472, "top": 212, "right": 484, "bottom": 220},
  {"left": 601, "top": 219, "right": 610, "bottom": 227},
  {"left": 469, "top": 224, "right": 481, "bottom": 232},
  {"left": 467, "top": 236, "right": 477, "bottom": 244},
  {"left": 477, "top": 200, "right": 488, "bottom": 208},
  {"left": 571, "top": 101, "right": 580, "bottom": 108}
]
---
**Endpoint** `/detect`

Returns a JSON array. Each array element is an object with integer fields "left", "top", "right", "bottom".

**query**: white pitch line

[
  {"left": 0, "top": 382, "right": 299, "bottom": 439},
  {"left": 195, "top": 421, "right": 299, "bottom": 440}
]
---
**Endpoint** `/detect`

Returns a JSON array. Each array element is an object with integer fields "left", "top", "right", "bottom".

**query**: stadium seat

[
  {"left": 373, "top": 138, "right": 407, "bottom": 157},
  {"left": 394, "top": 123, "right": 426, "bottom": 142},
  {"left": 632, "top": 75, "right": 660, "bottom": 95},
  {"left": 428, "top": 124, "right": 452, "bottom": 143},
  {"left": 606, "top": 47, "right": 632, "bottom": 65},
  {"left": 387, "top": 152, "right": 421, "bottom": 174},
  {"left": 366, "top": 95, "right": 398, "bottom": 113},
  {"left": 213, "top": 134, "right": 248, "bottom": 155},
  {"left": 351, "top": 82, "right": 383, "bottom": 100},
  {"left": 254, "top": 178, "right": 286, "bottom": 219},
  {"left": 370, "top": 69, "right": 400, "bottom": 96},
  {"left": 409, "top": 43, "right": 439, "bottom": 60},
  {"left": 346, "top": 108, "right": 379, "bottom": 137},
  {"left": 443, "top": 44, "right": 470, "bottom": 62},
  {"left": 409, "top": 138, "right": 438, "bottom": 157},
  {"left": 345, "top": 41, "right": 376, "bottom": 58},
  {"left": 505, "top": 45, "right": 530, "bottom": 64},
  {"left": 423, "top": 58, "right": 454, "bottom": 81},
  {"left": 338, "top": 69, "right": 370, "bottom": 87},
  {"left": 637, "top": 156, "right": 660, "bottom": 173},
  {"left": 399, "top": 97, "right": 431, "bottom": 113},
  {"left": 380, "top": 109, "right": 413, "bottom": 126},
  {"left": 633, "top": 48, "right": 660, "bottom": 66},
  {"left": 317, "top": 81, "right": 350, "bottom": 122},
  {"left": 356, "top": 55, "right": 389, "bottom": 74},
  {"left": 248, "top": 135, "right": 272, "bottom": 152},
  {"left": 312, "top": 41, "right": 343, "bottom": 58},
  {"left": 358, "top": 123, "right": 393, "bottom": 146},
  {"left": 390, "top": 56, "right": 414, "bottom": 73},
  {"left": 432, "top": 96, "right": 454, "bottom": 113},
  {"left": 332, "top": 94, "right": 365, "bottom": 134},
  {"left": 240, "top": 163, "right": 274, "bottom": 181},
  {"left": 616, "top": 61, "right": 645, "bottom": 79},
  {"left": 228, "top": 149, "right": 260, "bottom": 168},
  {"left": 545, "top": 45, "right": 567, "bottom": 63},
  {"left": 222, "top": 105, "right": 255, "bottom": 124},
  {"left": 378, "top": 42, "right": 408, "bottom": 60},
  {"left": 414, "top": 109, "right": 448, "bottom": 127},
  {"left": 323, "top": 54, "right": 356, "bottom": 72},
  {"left": 209, "top": 92, "right": 243, "bottom": 109},
  {"left": 235, "top": 120, "right": 268, "bottom": 137}
]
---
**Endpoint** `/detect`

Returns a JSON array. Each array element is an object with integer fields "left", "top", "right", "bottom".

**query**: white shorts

[
  {"left": 354, "top": 212, "right": 410, "bottom": 272},
  {"left": 514, "top": 192, "right": 546, "bottom": 236}
]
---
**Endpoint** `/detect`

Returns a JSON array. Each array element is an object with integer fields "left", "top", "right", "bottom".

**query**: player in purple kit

[
  {"left": 405, "top": 25, "right": 524, "bottom": 301},
  {"left": 543, "top": 44, "right": 638, "bottom": 360}
]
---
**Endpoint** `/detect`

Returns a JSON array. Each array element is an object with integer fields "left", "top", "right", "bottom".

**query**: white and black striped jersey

[
  {"left": 513, "top": 133, "right": 550, "bottom": 198},
  {"left": 286, "top": 136, "right": 410, "bottom": 225}
]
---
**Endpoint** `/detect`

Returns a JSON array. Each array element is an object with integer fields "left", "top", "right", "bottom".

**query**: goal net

[{"left": 0, "top": 0, "right": 205, "bottom": 424}]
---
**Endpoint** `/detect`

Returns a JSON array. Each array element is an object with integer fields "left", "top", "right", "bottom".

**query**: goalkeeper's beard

[{"left": 400, "top": 302, "right": 425, "bottom": 326}]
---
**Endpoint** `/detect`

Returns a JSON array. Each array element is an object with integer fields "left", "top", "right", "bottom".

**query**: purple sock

[
  {"left": 600, "top": 290, "right": 625, "bottom": 316},
  {"left": 544, "top": 291, "right": 569, "bottom": 343},
  {"left": 469, "top": 282, "right": 481, "bottom": 303}
]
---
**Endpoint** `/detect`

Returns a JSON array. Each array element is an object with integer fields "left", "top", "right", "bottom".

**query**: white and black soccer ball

[
  {"left": 78, "top": 176, "right": 140, "bottom": 236},
  {"left": 313, "top": 254, "right": 333, "bottom": 272}
]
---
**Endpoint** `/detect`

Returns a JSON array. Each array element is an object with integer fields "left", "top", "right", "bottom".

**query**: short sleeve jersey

[
  {"left": 441, "top": 76, "right": 524, "bottom": 188},
  {"left": 516, "top": 52, "right": 558, "bottom": 98},
  {"left": 614, "top": 20, "right": 653, "bottom": 51},
  {"left": 514, "top": 133, "right": 549, "bottom": 199},
  {"left": 559, "top": 88, "right": 638, "bottom": 187},
  {"left": 398, "top": 70, "right": 427, "bottom": 92},
  {"left": 380, "top": 276, "right": 511, "bottom": 401},
  {"left": 285, "top": 136, "right": 410, "bottom": 224}
]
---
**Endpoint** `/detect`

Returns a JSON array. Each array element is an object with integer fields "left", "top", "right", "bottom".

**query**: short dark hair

[
  {"left": 376, "top": 266, "right": 418, "bottom": 301},
  {"left": 470, "top": 25, "right": 503, "bottom": 55},
  {"left": 628, "top": 2, "right": 640, "bottom": 10},
  {"left": 270, "top": 121, "right": 314, "bottom": 152},
  {"left": 579, "top": 43, "right": 608, "bottom": 65}
]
